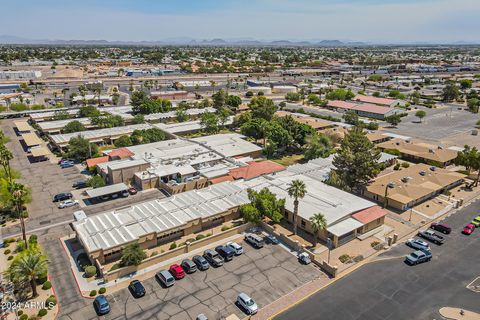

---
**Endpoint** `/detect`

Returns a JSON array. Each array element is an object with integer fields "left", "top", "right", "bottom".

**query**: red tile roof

[
  {"left": 86, "top": 156, "right": 109, "bottom": 168},
  {"left": 327, "top": 100, "right": 357, "bottom": 110},
  {"left": 352, "top": 205, "right": 388, "bottom": 224},
  {"left": 354, "top": 95, "right": 397, "bottom": 106},
  {"left": 108, "top": 148, "right": 134, "bottom": 159},
  {"left": 228, "top": 160, "right": 285, "bottom": 180},
  {"left": 210, "top": 175, "right": 235, "bottom": 184},
  {"left": 353, "top": 104, "right": 394, "bottom": 115}
]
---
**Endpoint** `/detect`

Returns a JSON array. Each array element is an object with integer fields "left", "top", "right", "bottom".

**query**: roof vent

[
  {"left": 428, "top": 149, "right": 435, "bottom": 154},
  {"left": 430, "top": 166, "right": 436, "bottom": 171},
  {"left": 419, "top": 170, "right": 426, "bottom": 176}
]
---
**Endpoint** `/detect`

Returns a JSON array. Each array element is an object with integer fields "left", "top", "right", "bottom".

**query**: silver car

[
  {"left": 226, "top": 241, "right": 243, "bottom": 255},
  {"left": 58, "top": 199, "right": 79, "bottom": 209},
  {"left": 406, "top": 238, "right": 429, "bottom": 250},
  {"left": 237, "top": 292, "right": 258, "bottom": 315}
]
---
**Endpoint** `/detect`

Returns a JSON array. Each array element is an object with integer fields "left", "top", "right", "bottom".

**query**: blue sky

[{"left": 1, "top": 0, "right": 479, "bottom": 43}]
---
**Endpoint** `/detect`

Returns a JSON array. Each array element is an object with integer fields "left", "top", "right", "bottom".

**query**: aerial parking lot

[{"left": 64, "top": 240, "right": 324, "bottom": 320}]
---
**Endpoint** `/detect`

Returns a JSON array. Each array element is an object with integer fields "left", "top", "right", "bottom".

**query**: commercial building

[
  {"left": 37, "top": 118, "right": 92, "bottom": 134},
  {"left": 362, "top": 164, "right": 465, "bottom": 210},
  {"left": 144, "top": 107, "right": 216, "bottom": 124},
  {"left": 150, "top": 91, "right": 189, "bottom": 100},
  {"left": 0, "top": 70, "right": 42, "bottom": 80},
  {"left": 191, "top": 133, "right": 263, "bottom": 159},
  {"left": 376, "top": 139, "right": 458, "bottom": 167},
  {"left": 72, "top": 95, "right": 113, "bottom": 105},
  {"left": 353, "top": 95, "right": 405, "bottom": 107},
  {"left": 275, "top": 111, "right": 337, "bottom": 131}
]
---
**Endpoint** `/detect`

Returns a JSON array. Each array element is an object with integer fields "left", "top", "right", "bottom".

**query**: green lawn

[{"left": 271, "top": 154, "right": 304, "bottom": 166}]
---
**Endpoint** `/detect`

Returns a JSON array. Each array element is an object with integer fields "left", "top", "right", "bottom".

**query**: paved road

[
  {"left": 275, "top": 199, "right": 480, "bottom": 320},
  {"left": 58, "top": 242, "right": 324, "bottom": 320}
]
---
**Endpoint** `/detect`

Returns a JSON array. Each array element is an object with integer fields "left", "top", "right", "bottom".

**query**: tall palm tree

[
  {"left": 7, "top": 249, "right": 48, "bottom": 298},
  {"left": 287, "top": 179, "right": 307, "bottom": 236},
  {"left": 0, "top": 145, "right": 14, "bottom": 183},
  {"left": 309, "top": 213, "right": 328, "bottom": 247},
  {"left": 11, "top": 183, "right": 29, "bottom": 247}
]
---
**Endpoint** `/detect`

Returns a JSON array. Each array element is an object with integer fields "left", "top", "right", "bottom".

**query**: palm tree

[
  {"left": 309, "top": 213, "right": 327, "bottom": 247},
  {"left": 11, "top": 183, "right": 29, "bottom": 247},
  {"left": 287, "top": 179, "right": 307, "bottom": 236},
  {"left": 7, "top": 249, "right": 48, "bottom": 298},
  {"left": 0, "top": 145, "right": 14, "bottom": 183}
]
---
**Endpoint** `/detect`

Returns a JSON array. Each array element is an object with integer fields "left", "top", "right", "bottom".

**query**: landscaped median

[{"left": 61, "top": 222, "right": 253, "bottom": 297}]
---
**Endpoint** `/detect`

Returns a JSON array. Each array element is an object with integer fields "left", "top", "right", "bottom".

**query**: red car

[
  {"left": 128, "top": 187, "right": 138, "bottom": 195},
  {"left": 462, "top": 223, "right": 475, "bottom": 235},
  {"left": 169, "top": 264, "right": 185, "bottom": 279}
]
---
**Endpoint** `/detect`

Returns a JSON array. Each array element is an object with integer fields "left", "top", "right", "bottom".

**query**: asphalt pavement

[{"left": 275, "top": 199, "right": 480, "bottom": 320}]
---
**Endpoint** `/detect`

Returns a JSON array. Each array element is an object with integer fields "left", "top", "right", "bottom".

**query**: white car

[
  {"left": 298, "top": 252, "right": 311, "bottom": 265},
  {"left": 226, "top": 242, "right": 243, "bottom": 255},
  {"left": 58, "top": 199, "right": 79, "bottom": 209},
  {"left": 237, "top": 292, "right": 258, "bottom": 315},
  {"left": 406, "top": 238, "right": 429, "bottom": 250}
]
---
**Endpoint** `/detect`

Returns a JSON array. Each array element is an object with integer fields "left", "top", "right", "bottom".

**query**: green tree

[
  {"left": 87, "top": 175, "right": 106, "bottom": 188},
  {"left": 442, "top": 82, "right": 460, "bottom": 102},
  {"left": 460, "top": 79, "right": 473, "bottom": 90},
  {"left": 132, "top": 114, "right": 145, "bottom": 124},
  {"left": 415, "top": 110, "right": 426, "bottom": 123},
  {"left": 67, "top": 136, "right": 98, "bottom": 161},
  {"left": 240, "top": 203, "right": 261, "bottom": 223},
  {"left": 240, "top": 118, "right": 269, "bottom": 146},
  {"left": 266, "top": 122, "right": 293, "bottom": 152},
  {"left": 212, "top": 90, "right": 227, "bottom": 109},
  {"left": 130, "top": 91, "right": 147, "bottom": 108},
  {"left": 385, "top": 114, "right": 402, "bottom": 127},
  {"left": 325, "top": 89, "right": 355, "bottom": 101},
  {"left": 467, "top": 98, "right": 480, "bottom": 113},
  {"left": 114, "top": 135, "right": 132, "bottom": 148},
  {"left": 130, "top": 128, "right": 166, "bottom": 145},
  {"left": 285, "top": 92, "right": 302, "bottom": 102},
  {"left": 330, "top": 126, "right": 381, "bottom": 191},
  {"left": 309, "top": 213, "right": 327, "bottom": 247},
  {"left": 249, "top": 96, "right": 277, "bottom": 121},
  {"left": 6, "top": 248, "right": 48, "bottom": 298},
  {"left": 120, "top": 242, "right": 146, "bottom": 267},
  {"left": 245, "top": 188, "right": 285, "bottom": 223},
  {"left": 455, "top": 145, "right": 480, "bottom": 176},
  {"left": 53, "top": 110, "right": 70, "bottom": 120},
  {"left": 62, "top": 120, "right": 86, "bottom": 133},
  {"left": 343, "top": 110, "right": 360, "bottom": 125},
  {"left": 0, "top": 145, "right": 14, "bottom": 183},
  {"left": 200, "top": 112, "right": 220, "bottom": 134},
  {"left": 175, "top": 108, "right": 189, "bottom": 123},
  {"left": 78, "top": 105, "right": 100, "bottom": 118},
  {"left": 304, "top": 133, "right": 333, "bottom": 160},
  {"left": 10, "top": 183, "right": 30, "bottom": 247},
  {"left": 287, "top": 179, "right": 307, "bottom": 236},
  {"left": 226, "top": 95, "right": 242, "bottom": 110}
]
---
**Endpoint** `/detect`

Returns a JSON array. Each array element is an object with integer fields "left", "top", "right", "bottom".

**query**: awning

[
  {"left": 30, "top": 147, "right": 50, "bottom": 157},
  {"left": 327, "top": 218, "right": 364, "bottom": 237},
  {"left": 14, "top": 121, "right": 32, "bottom": 132},
  {"left": 86, "top": 183, "right": 129, "bottom": 198},
  {"left": 22, "top": 133, "right": 43, "bottom": 147}
]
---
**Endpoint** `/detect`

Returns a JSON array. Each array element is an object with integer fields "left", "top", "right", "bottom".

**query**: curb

[{"left": 48, "top": 275, "right": 60, "bottom": 320}]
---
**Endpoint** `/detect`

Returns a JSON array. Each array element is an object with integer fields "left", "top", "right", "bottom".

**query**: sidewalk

[
  {"left": 61, "top": 232, "right": 245, "bottom": 297},
  {"left": 439, "top": 307, "right": 480, "bottom": 320}
]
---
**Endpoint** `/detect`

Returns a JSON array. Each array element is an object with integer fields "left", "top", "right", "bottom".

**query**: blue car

[{"left": 93, "top": 295, "right": 110, "bottom": 315}]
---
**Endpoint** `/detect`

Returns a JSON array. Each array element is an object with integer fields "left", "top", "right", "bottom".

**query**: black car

[
  {"left": 72, "top": 181, "right": 87, "bottom": 189},
  {"left": 53, "top": 192, "right": 73, "bottom": 202},
  {"left": 430, "top": 222, "right": 452, "bottom": 234},
  {"left": 265, "top": 234, "right": 279, "bottom": 245},
  {"left": 128, "top": 280, "right": 145, "bottom": 298},
  {"left": 181, "top": 259, "right": 197, "bottom": 274},
  {"left": 192, "top": 255, "right": 210, "bottom": 271},
  {"left": 215, "top": 245, "right": 235, "bottom": 262}
]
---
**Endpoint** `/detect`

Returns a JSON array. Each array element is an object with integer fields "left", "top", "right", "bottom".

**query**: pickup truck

[
  {"left": 418, "top": 229, "right": 445, "bottom": 245},
  {"left": 405, "top": 249, "right": 432, "bottom": 265}
]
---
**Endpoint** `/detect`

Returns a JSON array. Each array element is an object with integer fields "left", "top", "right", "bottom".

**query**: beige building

[{"left": 363, "top": 163, "right": 465, "bottom": 210}]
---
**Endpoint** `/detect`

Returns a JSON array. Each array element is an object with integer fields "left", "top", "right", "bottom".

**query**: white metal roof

[
  {"left": 85, "top": 183, "right": 129, "bottom": 198},
  {"left": 37, "top": 117, "right": 91, "bottom": 131},
  {"left": 327, "top": 218, "right": 364, "bottom": 237},
  {"left": 191, "top": 133, "right": 262, "bottom": 158}
]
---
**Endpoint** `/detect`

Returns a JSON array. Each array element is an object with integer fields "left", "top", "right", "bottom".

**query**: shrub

[
  {"left": 45, "top": 295, "right": 57, "bottom": 308},
  {"left": 42, "top": 281, "right": 52, "bottom": 290},
  {"left": 3, "top": 242, "right": 9, "bottom": 248},
  {"left": 7, "top": 255, "right": 13, "bottom": 260},
  {"left": 109, "top": 263, "right": 120, "bottom": 271},
  {"left": 206, "top": 233, "right": 212, "bottom": 237},
  {"left": 401, "top": 162, "right": 410, "bottom": 168},
  {"left": 98, "top": 287, "right": 106, "bottom": 294},
  {"left": 371, "top": 241, "right": 380, "bottom": 248},
  {"left": 84, "top": 265, "right": 97, "bottom": 278},
  {"left": 393, "top": 163, "right": 401, "bottom": 171},
  {"left": 4, "top": 249, "right": 11, "bottom": 255},
  {"left": 245, "top": 91, "right": 253, "bottom": 97},
  {"left": 150, "top": 251, "right": 158, "bottom": 257},
  {"left": 20, "top": 315, "right": 28, "bottom": 320},
  {"left": 339, "top": 254, "right": 351, "bottom": 263},
  {"left": 195, "top": 234, "right": 206, "bottom": 241},
  {"left": 89, "top": 290, "right": 97, "bottom": 297},
  {"left": 185, "top": 238, "right": 195, "bottom": 244},
  {"left": 76, "top": 253, "right": 91, "bottom": 271},
  {"left": 169, "top": 242, "right": 177, "bottom": 250},
  {"left": 18, "top": 310, "right": 23, "bottom": 316},
  {"left": 353, "top": 255, "right": 364, "bottom": 262},
  {"left": 221, "top": 225, "right": 231, "bottom": 231},
  {"left": 38, "top": 308, "right": 48, "bottom": 317},
  {"left": 16, "top": 241, "right": 26, "bottom": 252}
]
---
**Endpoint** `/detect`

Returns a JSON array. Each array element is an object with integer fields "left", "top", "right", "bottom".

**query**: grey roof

[
  {"left": 86, "top": 183, "right": 129, "bottom": 198},
  {"left": 191, "top": 133, "right": 262, "bottom": 158},
  {"left": 144, "top": 107, "right": 216, "bottom": 121},
  {"left": 37, "top": 117, "right": 91, "bottom": 131},
  {"left": 327, "top": 218, "right": 364, "bottom": 237},
  {"left": 74, "top": 182, "right": 250, "bottom": 253}
]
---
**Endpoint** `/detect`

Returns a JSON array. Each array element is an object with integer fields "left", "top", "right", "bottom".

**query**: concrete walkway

[{"left": 439, "top": 307, "right": 480, "bottom": 320}]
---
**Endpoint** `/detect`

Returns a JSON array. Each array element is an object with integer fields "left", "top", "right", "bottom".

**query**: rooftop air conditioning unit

[
  {"left": 419, "top": 170, "right": 426, "bottom": 176},
  {"left": 428, "top": 149, "right": 435, "bottom": 153},
  {"left": 430, "top": 166, "right": 436, "bottom": 171}
]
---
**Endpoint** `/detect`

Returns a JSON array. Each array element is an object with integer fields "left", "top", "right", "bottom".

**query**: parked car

[
  {"left": 156, "top": 270, "right": 175, "bottom": 287},
  {"left": 192, "top": 255, "right": 210, "bottom": 271},
  {"left": 430, "top": 222, "right": 451, "bottom": 234},
  {"left": 215, "top": 245, "right": 235, "bottom": 262},
  {"left": 128, "top": 187, "right": 138, "bottom": 195},
  {"left": 58, "top": 159, "right": 74, "bottom": 165},
  {"left": 226, "top": 242, "right": 243, "bottom": 255},
  {"left": 169, "top": 264, "right": 185, "bottom": 279},
  {"left": 265, "top": 234, "right": 279, "bottom": 245},
  {"left": 60, "top": 161, "right": 75, "bottom": 168},
  {"left": 58, "top": 199, "right": 79, "bottom": 209},
  {"left": 53, "top": 192, "right": 72, "bottom": 202},
  {"left": 405, "top": 249, "right": 432, "bottom": 265},
  {"left": 463, "top": 223, "right": 475, "bottom": 235},
  {"left": 181, "top": 259, "right": 197, "bottom": 274},
  {"left": 406, "top": 238, "right": 430, "bottom": 250},
  {"left": 72, "top": 180, "right": 87, "bottom": 189},
  {"left": 203, "top": 249, "right": 224, "bottom": 267},
  {"left": 298, "top": 252, "right": 311, "bottom": 265},
  {"left": 417, "top": 229, "right": 445, "bottom": 245},
  {"left": 236, "top": 293, "right": 258, "bottom": 315},
  {"left": 93, "top": 295, "right": 110, "bottom": 315},
  {"left": 128, "top": 280, "right": 146, "bottom": 298},
  {"left": 245, "top": 233, "right": 264, "bottom": 249},
  {"left": 120, "top": 190, "right": 129, "bottom": 198},
  {"left": 471, "top": 215, "right": 480, "bottom": 228},
  {"left": 196, "top": 314, "right": 208, "bottom": 320}
]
